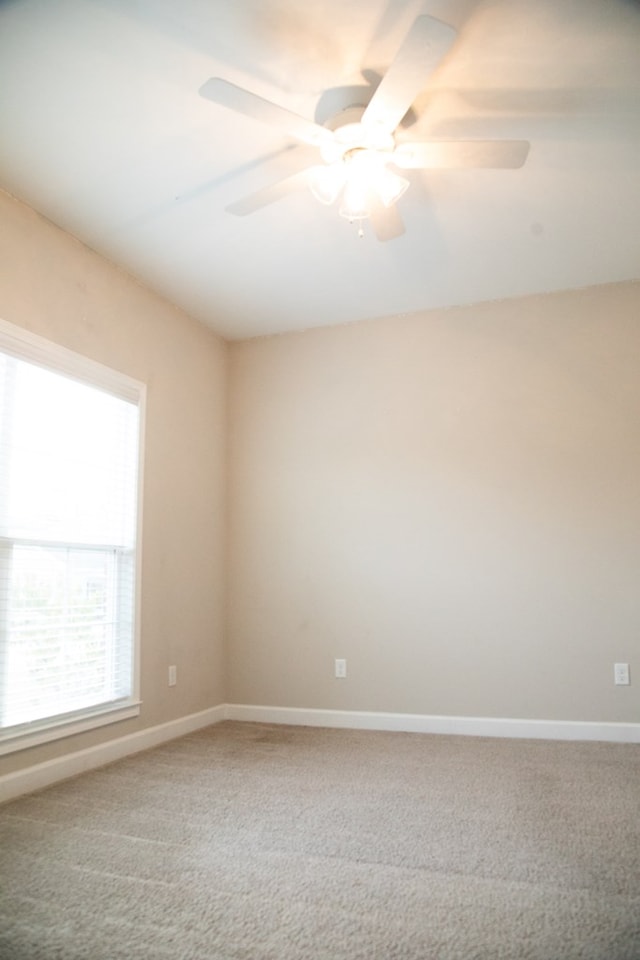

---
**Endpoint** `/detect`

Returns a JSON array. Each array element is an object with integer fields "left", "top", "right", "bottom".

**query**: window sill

[{"left": 0, "top": 700, "right": 142, "bottom": 756}]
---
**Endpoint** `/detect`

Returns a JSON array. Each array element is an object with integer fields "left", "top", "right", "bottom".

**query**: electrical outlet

[
  {"left": 334, "top": 658, "right": 347, "bottom": 679},
  {"left": 614, "top": 662, "right": 630, "bottom": 685},
  {"left": 168, "top": 664, "right": 177, "bottom": 687}
]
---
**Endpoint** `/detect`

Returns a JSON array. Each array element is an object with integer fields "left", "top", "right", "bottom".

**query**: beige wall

[
  {"left": 1, "top": 191, "right": 227, "bottom": 775},
  {"left": 2, "top": 186, "right": 639, "bottom": 776},
  {"left": 228, "top": 282, "right": 640, "bottom": 723}
]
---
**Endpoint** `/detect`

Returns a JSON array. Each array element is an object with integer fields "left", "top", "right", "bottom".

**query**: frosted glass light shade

[
  {"left": 377, "top": 167, "right": 410, "bottom": 207},
  {"left": 309, "top": 148, "right": 411, "bottom": 222},
  {"left": 339, "top": 178, "right": 372, "bottom": 221},
  {"left": 309, "top": 163, "right": 346, "bottom": 205}
]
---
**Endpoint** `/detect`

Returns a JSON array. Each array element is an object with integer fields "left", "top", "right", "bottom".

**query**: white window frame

[{"left": 0, "top": 318, "right": 145, "bottom": 755}]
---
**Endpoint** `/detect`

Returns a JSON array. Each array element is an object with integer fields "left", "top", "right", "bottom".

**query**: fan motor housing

[{"left": 321, "top": 106, "right": 395, "bottom": 164}]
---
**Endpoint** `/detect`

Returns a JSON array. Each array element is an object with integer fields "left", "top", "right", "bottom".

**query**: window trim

[{"left": 0, "top": 318, "right": 145, "bottom": 756}]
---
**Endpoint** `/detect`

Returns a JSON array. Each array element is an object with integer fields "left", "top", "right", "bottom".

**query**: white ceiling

[{"left": 1, "top": 0, "right": 639, "bottom": 339}]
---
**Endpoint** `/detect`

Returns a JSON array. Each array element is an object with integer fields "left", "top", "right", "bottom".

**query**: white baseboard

[
  {"left": 224, "top": 704, "right": 640, "bottom": 744},
  {"left": 4, "top": 703, "right": 638, "bottom": 804},
  {"left": 0, "top": 704, "right": 225, "bottom": 804}
]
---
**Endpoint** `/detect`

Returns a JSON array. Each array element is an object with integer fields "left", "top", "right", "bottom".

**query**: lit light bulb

[
  {"left": 338, "top": 150, "right": 377, "bottom": 221},
  {"left": 339, "top": 176, "right": 373, "bottom": 221}
]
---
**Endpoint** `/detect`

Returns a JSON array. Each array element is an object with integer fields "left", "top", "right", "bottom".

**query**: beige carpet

[{"left": 1, "top": 721, "right": 639, "bottom": 959}]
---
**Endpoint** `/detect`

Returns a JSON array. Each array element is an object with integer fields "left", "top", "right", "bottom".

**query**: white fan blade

[
  {"left": 225, "top": 170, "right": 311, "bottom": 216},
  {"left": 199, "top": 78, "right": 332, "bottom": 148},
  {"left": 393, "top": 140, "right": 530, "bottom": 169},
  {"left": 362, "top": 16, "right": 456, "bottom": 136},
  {"left": 369, "top": 200, "right": 405, "bottom": 242}
]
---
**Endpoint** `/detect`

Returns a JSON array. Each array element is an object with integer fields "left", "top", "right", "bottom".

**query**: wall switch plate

[
  {"left": 334, "top": 658, "right": 347, "bottom": 679},
  {"left": 168, "top": 665, "right": 177, "bottom": 687},
  {"left": 614, "top": 662, "right": 630, "bottom": 685}
]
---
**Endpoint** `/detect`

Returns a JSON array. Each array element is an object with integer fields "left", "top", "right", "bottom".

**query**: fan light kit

[
  {"left": 200, "top": 15, "right": 530, "bottom": 241},
  {"left": 307, "top": 108, "right": 410, "bottom": 224}
]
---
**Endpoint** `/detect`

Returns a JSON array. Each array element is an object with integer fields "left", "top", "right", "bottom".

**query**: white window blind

[{"left": 0, "top": 321, "right": 143, "bottom": 752}]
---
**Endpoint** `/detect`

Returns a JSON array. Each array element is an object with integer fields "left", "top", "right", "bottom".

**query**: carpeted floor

[{"left": 1, "top": 721, "right": 639, "bottom": 959}]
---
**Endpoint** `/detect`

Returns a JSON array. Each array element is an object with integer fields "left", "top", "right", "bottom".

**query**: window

[{"left": 0, "top": 319, "right": 144, "bottom": 754}]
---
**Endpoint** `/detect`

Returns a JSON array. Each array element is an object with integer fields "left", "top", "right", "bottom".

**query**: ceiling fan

[{"left": 199, "top": 14, "right": 530, "bottom": 240}]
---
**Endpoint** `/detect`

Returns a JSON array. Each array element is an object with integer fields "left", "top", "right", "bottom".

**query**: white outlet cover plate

[{"left": 614, "top": 662, "right": 630, "bottom": 685}]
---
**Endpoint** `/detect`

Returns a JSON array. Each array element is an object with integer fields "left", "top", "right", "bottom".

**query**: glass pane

[
  {"left": 0, "top": 354, "right": 138, "bottom": 547},
  {"left": 1, "top": 544, "right": 132, "bottom": 728}
]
